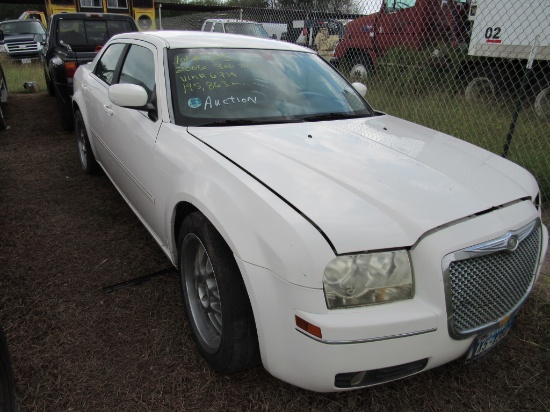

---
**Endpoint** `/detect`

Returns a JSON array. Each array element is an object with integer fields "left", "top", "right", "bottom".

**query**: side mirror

[
  {"left": 352, "top": 82, "right": 367, "bottom": 97},
  {"left": 0, "top": 30, "right": 4, "bottom": 42},
  {"left": 34, "top": 33, "right": 46, "bottom": 44},
  {"left": 109, "top": 84, "right": 148, "bottom": 108}
]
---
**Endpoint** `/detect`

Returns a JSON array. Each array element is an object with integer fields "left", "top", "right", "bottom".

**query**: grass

[{"left": 0, "top": 55, "right": 46, "bottom": 94}]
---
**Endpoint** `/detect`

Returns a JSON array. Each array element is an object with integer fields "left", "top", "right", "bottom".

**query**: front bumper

[{"left": 237, "top": 200, "right": 547, "bottom": 392}]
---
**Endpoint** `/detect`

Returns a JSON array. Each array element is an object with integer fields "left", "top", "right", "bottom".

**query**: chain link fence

[{"left": 157, "top": 0, "right": 549, "bottom": 202}]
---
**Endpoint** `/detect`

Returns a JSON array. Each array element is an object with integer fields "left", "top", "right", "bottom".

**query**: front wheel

[
  {"left": 75, "top": 111, "right": 99, "bottom": 175},
  {"left": 178, "top": 212, "right": 260, "bottom": 373},
  {"left": 345, "top": 56, "right": 373, "bottom": 84}
]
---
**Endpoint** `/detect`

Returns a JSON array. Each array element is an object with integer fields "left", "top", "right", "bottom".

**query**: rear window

[{"left": 57, "top": 19, "right": 134, "bottom": 50}]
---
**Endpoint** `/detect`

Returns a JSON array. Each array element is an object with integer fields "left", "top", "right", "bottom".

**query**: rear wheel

[
  {"left": 178, "top": 212, "right": 260, "bottom": 373},
  {"left": 0, "top": 71, "right": 7, "bottom": 131},
  {"left": 534, "top": 87, "right": 550, "bottom": 119},
  {"left": 0, "top": 326, "right": 18, "bottom": 412},
  {"left": 0, "top": 105, "right": 6, "bottom": 132},
  {"left": 75, "top": 110, "right": 99, "bottom": 175},
  {"left": 44, "top": 71, "right": 55, "bottom": 97},
  {"left": 56, "top": 93, "right": 75, "bottom": 132},
  {"left": 464, "top": 77, "right": 495, "bottom": 102}
]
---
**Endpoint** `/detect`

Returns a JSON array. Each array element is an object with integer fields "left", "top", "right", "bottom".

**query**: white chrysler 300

[{"left": 72, "top": 31, "right": 548, "bottom": 392}]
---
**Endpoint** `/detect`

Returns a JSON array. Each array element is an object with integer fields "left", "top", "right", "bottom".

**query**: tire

[
  {"left": 0, "top": 71, "right": 7, "bottom": 131},
  {"left": 56, "top": 94, "right": 75, "bottom": 132},
  {"left": 178, "top": 212, "right": 260, "bottom": 373},
  {"left": 534, "top": 87, "right": 550, "bottom": 119},
  {"left": 464, "top": 76, "right": 495, "bottom": 102},
  {"left": 0, "top": 105, "right": 6, "bottom": 132},
  {"left": 44, "top": 71, "right": 55, "bottom": 97},
  {"left": 345, "top": 55, "right": 373, "bottom": 84},
  {"left": 0, "top": 326, "right": 18, "bottom": 412},
  {"left": 75, "top": 111, "right": 99, "bottom": 175}
]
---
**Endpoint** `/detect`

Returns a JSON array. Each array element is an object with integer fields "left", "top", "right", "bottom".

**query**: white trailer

[
  {"left": 468, "top": 0, "right": 550, "bottom": 60},
  {"left": 462, "top": 0, "right": 549, "bottom": 118}
]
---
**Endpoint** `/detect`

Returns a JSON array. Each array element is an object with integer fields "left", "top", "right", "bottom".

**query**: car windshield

[
  {"left": 224, "top": 23, "right": 270, "bottom": 38},
  {"left": 0, "top": 21, "right": 45, "bottom": 36},
  {"left": 169, "top": 48, "right": 373, "bottom": 127}
]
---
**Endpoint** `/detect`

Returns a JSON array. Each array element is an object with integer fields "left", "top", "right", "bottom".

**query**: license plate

[
  {"left": 21, "top": 58, "right": 31, "bottom": 64},
  {"left": 465, "top": 317, "right": 514, "bottom": 363}
]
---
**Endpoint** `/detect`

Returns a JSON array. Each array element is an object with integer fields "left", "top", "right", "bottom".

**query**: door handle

[
  {"left": 103, "top": 104, "right": 114, "bottom": 116},
  {"left": 82, "top": 83, "right": 89, "bottom": 92}
]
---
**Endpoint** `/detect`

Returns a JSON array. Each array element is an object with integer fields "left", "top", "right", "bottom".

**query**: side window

[
  {"left": 385, "top": 0, "right": 417, "bottom": 12},
  {"left": 81, "top": 0, "right": 102, "bottom": 6},
  {"left": 213, "top": 23, "right": 224, "bottom": 33},
  {"left": 119, "top": 44, "right": 156, "bottom": 101},
  {"left": 94, "top": 43, "right": 126, "bottom": 85},
  {"left": 203, "top": 22, "right": 213, "bottom": 32}
]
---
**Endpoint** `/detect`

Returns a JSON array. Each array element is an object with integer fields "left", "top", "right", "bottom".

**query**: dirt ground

[{"left": 0, "top": 93, "right": 549, "bottom": 411}]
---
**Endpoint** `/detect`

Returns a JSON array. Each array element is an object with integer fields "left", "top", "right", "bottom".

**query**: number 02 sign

[{"left": 485, "top": 26, "right": 502, "bottom": 44}]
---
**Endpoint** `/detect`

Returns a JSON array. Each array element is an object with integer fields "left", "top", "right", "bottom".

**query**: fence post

[{"left": 502, "top": 35, "right": 540, "bottom": 158}]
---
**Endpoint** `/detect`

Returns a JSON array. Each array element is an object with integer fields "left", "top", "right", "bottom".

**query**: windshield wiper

[
  {"left": 196, "top": 119, "right": 262, "bottom": 127},
  {"left": 301, "top": 112, "right": 370, "bottom": 122},
  {"left": 196, "top": 118, "right": 297, "bottom": 127}
]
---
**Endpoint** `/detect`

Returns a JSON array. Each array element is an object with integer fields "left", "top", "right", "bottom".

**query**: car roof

[
  {"left": 112, "top": 30, "right": 315, "bottom": 53},
  {"left": 204, "top": 19, "right": 262, "bottom": 24}
]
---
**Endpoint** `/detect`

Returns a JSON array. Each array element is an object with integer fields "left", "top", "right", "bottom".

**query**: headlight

[
  {"left": 323, "top": 250, "right": 413, "bottom": 309},
  {"left": 0, "top": 45, "right": 6, "bottom": 53}
]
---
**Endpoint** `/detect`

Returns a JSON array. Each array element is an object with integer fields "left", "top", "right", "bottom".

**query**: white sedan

[{"left": 72, "top": 31, "right": 548, "bottom": 392}]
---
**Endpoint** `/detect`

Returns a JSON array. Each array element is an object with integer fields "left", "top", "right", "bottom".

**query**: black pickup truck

[{"left": 39, "top": 13, "right": 138, "bottom": 131}]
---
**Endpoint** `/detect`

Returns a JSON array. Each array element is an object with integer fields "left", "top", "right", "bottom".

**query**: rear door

[
  {"left": 87, "top": 40, "right": 163, "bottom": 233},
  {"left": 83, "top": 41, "right": 128, "bottom": 174}
]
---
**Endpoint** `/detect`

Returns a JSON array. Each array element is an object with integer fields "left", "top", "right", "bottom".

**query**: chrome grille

[
  {"left": 6, "top": 41, "right": 40, "bottom": 54},
  {"left": 445, "top": 221, "right": 542, "bottom": 338}
]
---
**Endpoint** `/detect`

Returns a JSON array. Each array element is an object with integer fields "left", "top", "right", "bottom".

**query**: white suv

[{"left": 201, "top": 19, "right": 270, "bottom": 38}]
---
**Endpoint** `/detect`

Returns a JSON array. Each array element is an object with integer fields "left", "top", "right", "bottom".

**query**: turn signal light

[
  {"left": 64, "top": 61, "right": 78, "bottom": 78},
  {"left": 295, "top": 315, "right": 322, "bottom": 339}
]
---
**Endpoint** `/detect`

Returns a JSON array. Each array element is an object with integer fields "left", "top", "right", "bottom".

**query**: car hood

[
  {"left": 188, "top": 115, "right": 537, "bottom": 254},
  {"left": 1, "top": 34, "right": 38, "bottom": 43}
]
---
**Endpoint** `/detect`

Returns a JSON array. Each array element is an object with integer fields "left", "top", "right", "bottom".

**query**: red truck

[{"left": 331, "top": 0, "right": 470, "bottom": 82}]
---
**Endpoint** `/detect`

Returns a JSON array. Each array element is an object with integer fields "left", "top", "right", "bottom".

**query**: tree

[{"left": 226, "top": 0, "right": 269, "bottom": 7}]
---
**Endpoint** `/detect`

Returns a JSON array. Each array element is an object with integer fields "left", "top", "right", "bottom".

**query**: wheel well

[
  {"left": 173, "top": 201, "right": 199, "bottom": 257},
  {"left": 344, "top": 49, "right": 374, "bottom": 65}
]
